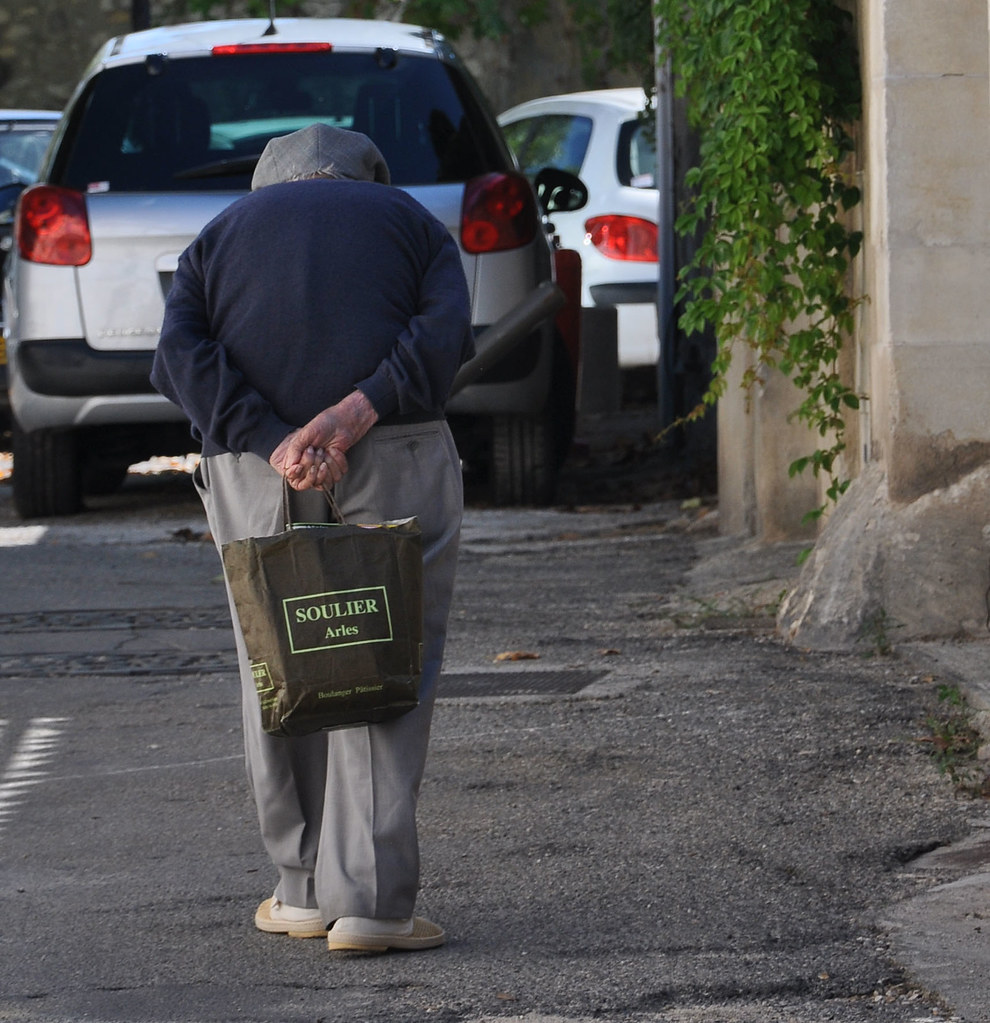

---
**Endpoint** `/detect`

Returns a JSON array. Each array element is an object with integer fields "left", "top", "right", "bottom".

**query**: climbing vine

[{"left": 655, "top": 0, "right": 863, "bottom": 517}]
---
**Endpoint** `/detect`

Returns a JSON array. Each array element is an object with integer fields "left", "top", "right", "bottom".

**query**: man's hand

[{"left": 269, "top": 390, "right": 379, "bottom": 490}]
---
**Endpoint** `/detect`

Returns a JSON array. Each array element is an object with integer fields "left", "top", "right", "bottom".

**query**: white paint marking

[{"left": 0, "top": 718, "right": 70, "bottom": 832}]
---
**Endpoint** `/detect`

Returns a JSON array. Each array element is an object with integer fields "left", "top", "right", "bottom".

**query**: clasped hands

[{"left": 269, "top": 390, "right": 379, "bottom": 491}]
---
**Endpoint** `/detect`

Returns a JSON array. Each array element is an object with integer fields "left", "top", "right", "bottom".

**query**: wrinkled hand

[
  {"left": 269, "top": 434, "right": 345, "bottom": 489},
  {"left": 269, "top": 391, "right": 379, "bottom": 491}
]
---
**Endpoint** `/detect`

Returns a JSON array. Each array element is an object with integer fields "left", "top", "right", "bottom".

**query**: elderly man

[{"left": 151, "top": 124, "right": 473, "bottom": 953}]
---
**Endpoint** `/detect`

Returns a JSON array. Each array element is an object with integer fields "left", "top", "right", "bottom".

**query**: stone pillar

[
  {"left": 716, "top": 343, "right": 820, "bottom": 542},
  {"left": 875, "top": 0, "right": 990, "bottom": 502},
  {"left": 780, "top": 0, "right": 990, "bottom": 647}
]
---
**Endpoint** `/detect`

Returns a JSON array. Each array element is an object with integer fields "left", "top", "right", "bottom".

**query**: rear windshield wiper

[{"left": 174, "top": 155, "right": 260, "bottom": 180}]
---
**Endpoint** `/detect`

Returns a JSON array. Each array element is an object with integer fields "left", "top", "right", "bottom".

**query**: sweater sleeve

[
  {"left": 355, "top": 216, "right": 475, "bottom": 417},
  {"left": 150, "top": 242, "right": 293, "bottom": 460}
]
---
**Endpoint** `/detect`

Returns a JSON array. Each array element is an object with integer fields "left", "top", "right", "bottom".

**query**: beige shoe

[
  {"left": 254, "top": 896, "right": 326, "bottom": 938},
  {"left": 327, "top": 915, "right": 445, "bottom": 952}
]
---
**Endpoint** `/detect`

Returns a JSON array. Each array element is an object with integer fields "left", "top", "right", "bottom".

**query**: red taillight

[
  {"left": 585, "top": 215, "right": 658, "bottom": 262},
  {"left": 461, "top": 172, "right": 538, "bottom": 254},
  {"left": 212, "top": 42, "right": 332, "bottom": 54},
  {"left": 17, "top": 185, "right": 92, "bottom": 266}
]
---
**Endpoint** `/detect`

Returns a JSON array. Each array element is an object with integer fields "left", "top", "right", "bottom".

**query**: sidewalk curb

[{"left": 884, "top": 640, "right": 990, "bottom": 1021}]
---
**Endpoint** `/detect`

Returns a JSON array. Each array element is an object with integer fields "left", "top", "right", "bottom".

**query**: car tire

[
  {"left": 490, "top": 338, "right": 576, "bottom": 507},
  {"left": 491, "top": 411, "right": 557, "bottom": 506},
  {"left": 12, "top": 422, "right": 83, "bottom": 518}
]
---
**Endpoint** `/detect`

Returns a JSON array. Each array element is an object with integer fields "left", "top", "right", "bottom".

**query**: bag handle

[
  {"left": 280, "top": 479, "right": 345, "bottom": 527},
  {"left": 321, "top": 484, "right": 345, "bottom": 524}
]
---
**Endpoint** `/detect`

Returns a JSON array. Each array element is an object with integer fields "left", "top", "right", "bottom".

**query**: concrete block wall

[
  {"left": 0, "top": 0, "right": 131, "bottom": 110},
  {"left": 715, "top": 319, "right": 823, "bottom": 541},
  {"left": 0, "top": 1, "right": 599, "bottom": 117},
  {"left": 869, "top": 0, "right": 990, "bottom": 503},
  {"left": 781, "top": 0, "right": 990, "bottom": 647}
]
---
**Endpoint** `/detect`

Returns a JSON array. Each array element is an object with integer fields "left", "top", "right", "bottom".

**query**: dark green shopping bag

[{"left": 221, "top": 488, "right": 423, "bottom": 737}]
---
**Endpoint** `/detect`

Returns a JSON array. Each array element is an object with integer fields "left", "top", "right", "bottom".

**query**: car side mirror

[{"left": 534, "top": 167, "right": 588, "bottom": 215}]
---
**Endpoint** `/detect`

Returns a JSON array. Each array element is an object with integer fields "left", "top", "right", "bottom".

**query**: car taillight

[
  {"left": 585, "top": 215, "right": 658, "bottom": 262},
  {"left": 461, "top": 172, "right": 538, "bottom": 254},
  {"left": 212, "top": 42, "right": 332, "bottom": 54},
  {"left": 17, "top": 185, "right": 91, "bottom": 266}
]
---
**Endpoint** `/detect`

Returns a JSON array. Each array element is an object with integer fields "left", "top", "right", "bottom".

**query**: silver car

[{"left": 4, "top": 18, "right": 583, "bottom": 516}]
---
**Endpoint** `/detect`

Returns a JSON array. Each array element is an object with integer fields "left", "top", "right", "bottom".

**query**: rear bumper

[
  {"left": 16, "top": 338, "right": 156, "bottom": 397},
  {"left": 590, "top": 281, "right": 657, "bottom": 307},
  {"left": 444, "top": 320, "right": 554, "bottom": 418},
  {"left": 11, "top": 321, "right": 557, "bottom": 430},
  {"left": 8, "top": 339, "right": 182, "bottom": 432}
]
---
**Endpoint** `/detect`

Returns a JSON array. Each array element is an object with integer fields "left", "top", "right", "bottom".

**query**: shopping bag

[{"left": 221, "top": 486, "right": 423, "bottom": 736}]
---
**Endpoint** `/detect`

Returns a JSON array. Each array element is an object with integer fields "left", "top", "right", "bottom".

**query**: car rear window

[
  {"left": 501, "top": 114, "right": 592, "bottom": 179},
  {"left": 53, "top": 50, "right": 504, "bottom": 192}
]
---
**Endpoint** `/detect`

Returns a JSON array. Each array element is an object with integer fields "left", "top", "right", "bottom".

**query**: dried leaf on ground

[{"left": 493, "top": 650, "right": 540, "bottom": 662}]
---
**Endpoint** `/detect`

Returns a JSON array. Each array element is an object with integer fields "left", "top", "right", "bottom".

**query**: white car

[{"left": 499, "top": 88, "right": 660, "bottom": 368}]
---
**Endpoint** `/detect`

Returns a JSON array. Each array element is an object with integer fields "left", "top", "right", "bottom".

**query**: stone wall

[
  {"left": 779, "top": 0, "right": 990, "bottom": 648},
  {"left": 0, "top": 0, "right": 133, "bottom": 110},
  {"left": 0, "top": 1, "right": 614, "bottom": 114}
]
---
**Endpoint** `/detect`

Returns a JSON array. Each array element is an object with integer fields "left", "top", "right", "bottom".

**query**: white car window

[
  {"left": 619, "top": 119, "right": 656, "bottom": 189},
  {"left": 501, "top": 114, "right": 592, "bottom": 178}
]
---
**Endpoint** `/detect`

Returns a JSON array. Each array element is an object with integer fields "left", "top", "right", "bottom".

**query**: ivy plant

[{"left": 655, "top": 0, "right": 863, "bottom": 519}]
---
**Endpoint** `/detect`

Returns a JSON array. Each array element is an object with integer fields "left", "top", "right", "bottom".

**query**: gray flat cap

[{"left": 251, "top": 124, "right": 390, "bottom": 189}]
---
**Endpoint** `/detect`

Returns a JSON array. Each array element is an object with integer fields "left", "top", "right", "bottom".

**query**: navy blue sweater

[{"left": 151, "top": 179, "right": 474, "bottom": 459}]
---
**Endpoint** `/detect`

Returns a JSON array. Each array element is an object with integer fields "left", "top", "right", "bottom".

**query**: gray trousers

[{"left": 196, "top": 419, "right": 462, "bottom": 923}]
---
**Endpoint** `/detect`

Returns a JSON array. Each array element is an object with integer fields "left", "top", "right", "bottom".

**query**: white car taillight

[
  {"left": 460, "top": 172, "right": 538, "bottom": 254},
  {"left": 16, "top": 185, "right": 92, "bottom": 266},
  {"left": 585, "top": 215, "right": 658, "bottom": 262}
]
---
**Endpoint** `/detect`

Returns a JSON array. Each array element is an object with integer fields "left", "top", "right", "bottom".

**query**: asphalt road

[{"left": 0, "top": 437, "right": 981, "bottom": 1023}]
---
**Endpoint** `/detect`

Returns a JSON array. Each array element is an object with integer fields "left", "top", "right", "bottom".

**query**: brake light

[
  {"left": 17, "top": 185, "right": 91, "bottom": 266},
  {"left": 212, "top": 42, "right": 332, "bottom": 55},
  {"left": 585, "top": 215, "right": 658, "bottom": 262},
  {"left": 461, "top": 172, "right": 538, "bottom": 254}
]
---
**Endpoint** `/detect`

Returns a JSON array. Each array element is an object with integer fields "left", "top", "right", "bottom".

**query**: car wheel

[
  {"left": 491, "top": 411, "right": 557, "bottom": 506},
  {"left": 490, "top": 338, "right": 576, "bottom": 507},
  {"left": 12, "top": 421, "right": 83, "bottom": 517}
]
